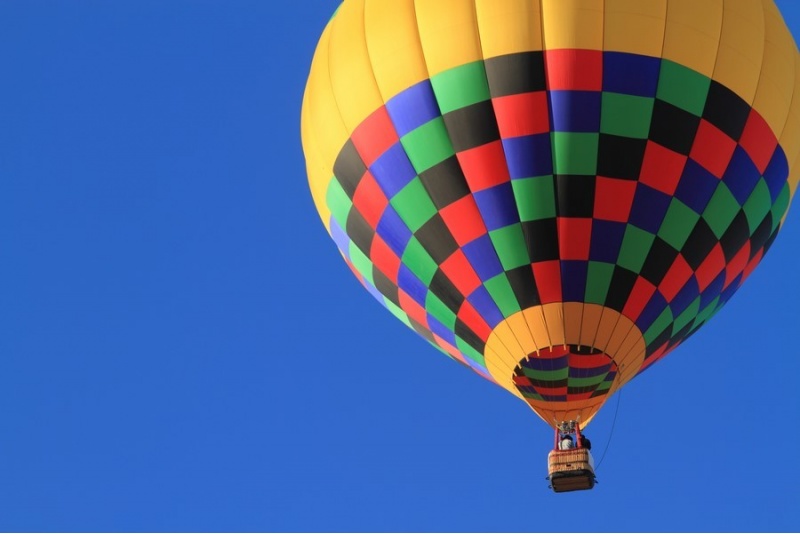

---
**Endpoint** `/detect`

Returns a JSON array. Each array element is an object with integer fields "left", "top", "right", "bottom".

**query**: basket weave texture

[{"left": 548, "top": 449, "right": 593, "bottom": 475}]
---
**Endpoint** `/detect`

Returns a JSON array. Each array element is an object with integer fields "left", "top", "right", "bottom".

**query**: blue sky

[{"left": 0, "top": 1, "right": 798, "bottom": 531}]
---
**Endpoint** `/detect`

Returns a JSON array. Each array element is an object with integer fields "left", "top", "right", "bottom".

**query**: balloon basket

[{"left": 547, "top": 449, "right": 597, "bottom": 493}]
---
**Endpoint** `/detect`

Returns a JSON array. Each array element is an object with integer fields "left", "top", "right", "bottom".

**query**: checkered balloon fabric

[{"left": 302, "top": 0, "right": 800, "bottom": 426}]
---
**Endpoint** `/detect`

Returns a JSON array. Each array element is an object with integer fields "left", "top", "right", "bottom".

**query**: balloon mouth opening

[{"left": 512, "top": 345, "right": 618, "bottom": 403}]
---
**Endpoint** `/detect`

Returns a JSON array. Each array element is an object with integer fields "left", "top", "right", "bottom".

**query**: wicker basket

[
  {"left": 547, "top": 448, "right": 596, "bottom": 492},
  {"left": 548, "top": 448, "right": 595, "bottom": 476}
]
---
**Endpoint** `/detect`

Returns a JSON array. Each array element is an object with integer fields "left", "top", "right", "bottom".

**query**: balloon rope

[{"left": 594, "top": 389, "right": 622, "bottom": 472}]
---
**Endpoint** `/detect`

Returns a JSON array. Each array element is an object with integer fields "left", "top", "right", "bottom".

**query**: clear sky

[{"left": 0, "top": 1, "right": 799, "bottom": 532}]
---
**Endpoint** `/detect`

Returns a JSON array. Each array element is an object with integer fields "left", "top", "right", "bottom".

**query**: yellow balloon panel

[
  {"left": 523, "top": 307, "right": 552, "bottom": 349},
  {"left": 603, "top": 0, "right": 667, "bottom": 57},
  {"left": 752, "top": 0, "right": 797, "bottom": 137},
  {"left": 712, "top": 0, "right": 765, "bottom": 104},
  {"left": 578, "top": 305, "right": 605, "bottom": 350},
  {"left": 780, "top": 55, "right": 800, "bottom": 213},
  {"left": 301, "top": 25, "right": 349, "bottom": 231},
  {"left": 475, "top": 0, "right": 543, "bottom": 59},
  {"left": 414, "top": 0, "right": 483, "bottom": 77},
  {"left": 662, "top": 0, "right": 723, "bottom": 77},
  {"left": 504, "top": 312, "right": 540, "bottom": 356},
  {"left": 563, "top": 302, "right": 584, "bottom": 346},
  {"left": 541, "top": 0, "right": 604, "bottom": 51},
  {"left": 364, "top": 0, "right": 430, "bottom": 101},
  {"left": 328, "top": 0, "right": 385, "bottom": 132}
]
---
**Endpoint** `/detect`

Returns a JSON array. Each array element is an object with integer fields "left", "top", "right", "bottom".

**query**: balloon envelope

[{"left": 302, "top": 0, "right": 800, "bottom": 427}]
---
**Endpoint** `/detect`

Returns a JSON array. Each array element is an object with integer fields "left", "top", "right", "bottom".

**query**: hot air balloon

[{"left": 301, "top": 0, "right": 800, "bottom": 491}]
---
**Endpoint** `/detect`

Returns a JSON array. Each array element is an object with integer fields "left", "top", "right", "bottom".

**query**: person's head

[{"left": 562, "top": 435, "right": 572, "bottom": 441}]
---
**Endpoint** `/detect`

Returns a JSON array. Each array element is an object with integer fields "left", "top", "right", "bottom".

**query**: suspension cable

[{"left": 595, "top": 389, "right": 622, "bottom": 471}]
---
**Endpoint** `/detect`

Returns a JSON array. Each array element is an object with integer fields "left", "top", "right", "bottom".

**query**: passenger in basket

[{"left": 559, "top": 434, "right": 575, "bottom": 450}]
